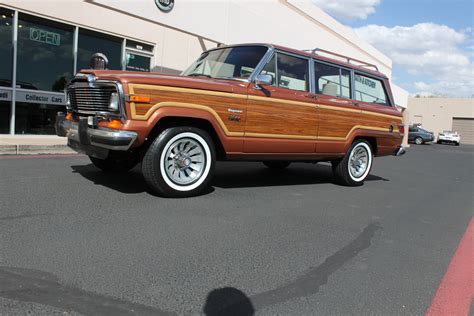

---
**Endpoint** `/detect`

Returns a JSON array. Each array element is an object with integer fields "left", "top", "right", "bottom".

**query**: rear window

[{"left": 354, "top": 73, "right": 390, "bottom": 106}]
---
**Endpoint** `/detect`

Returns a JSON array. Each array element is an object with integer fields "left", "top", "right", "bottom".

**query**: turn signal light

[
  {"left": 65, "top": 113, "right": 73, "bottom": 121},
  {"left": 106, "top": 119, "right": 123, "bottom": 129},
  {"left": 129, "top": 95, "right": 151, "bottom": 103}
]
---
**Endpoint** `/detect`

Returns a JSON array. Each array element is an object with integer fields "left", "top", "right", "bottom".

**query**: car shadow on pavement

[
  {"left": 212, "top": 162, "right": 388, "bottom": 189},
  {"left": 71, "top": 162, "right": 389, "bottom": 196},
  {"left": 71, "top": 164, "right": 148, "bottom": 194}
]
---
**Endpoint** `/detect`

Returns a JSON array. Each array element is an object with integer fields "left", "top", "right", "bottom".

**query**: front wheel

[
  {"left": 415, "top": 137, "right": 423, "bottom": 145},
  {"left": 332, "top": 140, "right": 373, "bottom": 186},
  {"left": 142, "top": 127, "right": 215, "bottom": 197}
]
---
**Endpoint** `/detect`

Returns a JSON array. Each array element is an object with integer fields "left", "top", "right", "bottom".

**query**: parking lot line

[{"left": 426, "top": 216, "right": 474, "bottom": 316}]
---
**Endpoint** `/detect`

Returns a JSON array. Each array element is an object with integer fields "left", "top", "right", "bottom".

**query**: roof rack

[{"left": 303, "top": 48, "right": 379, "bottom": 72}]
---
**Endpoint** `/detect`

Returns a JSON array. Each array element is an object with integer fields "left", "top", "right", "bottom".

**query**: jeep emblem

[{"left": 155, "top": 0, "right": 174, "bottom": 12}]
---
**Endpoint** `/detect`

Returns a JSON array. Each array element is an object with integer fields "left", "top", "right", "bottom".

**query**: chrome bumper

[
  {"left": 55, "top": 113, "right": 137, "bottom": 155},
  {"left": 394, "top": 146, "right": 406, "bottom": 156}
]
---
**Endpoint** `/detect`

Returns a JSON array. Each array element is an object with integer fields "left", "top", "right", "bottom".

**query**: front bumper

[
  {"left": 55, "top": 112, "right": 137, "bottom": 158},
  {"left": 438, "top": 137, "right": 460, "bottom": 143}
]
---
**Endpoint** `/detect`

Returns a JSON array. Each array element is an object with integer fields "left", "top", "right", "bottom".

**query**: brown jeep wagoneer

[{"left": 56, "top": 44, "right": 405, "bottom": 197}]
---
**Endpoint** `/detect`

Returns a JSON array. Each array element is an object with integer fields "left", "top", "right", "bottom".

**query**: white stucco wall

[
  {"left": 407, "top": 98, "right": 474, "bottom": 135},
  {"left": 2, "top": 0, "right": 405, "bottom": 104}
]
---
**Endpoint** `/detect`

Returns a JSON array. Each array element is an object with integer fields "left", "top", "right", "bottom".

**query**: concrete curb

[{"left": 0, "top": 144, "right": 76, "bottom": 155}]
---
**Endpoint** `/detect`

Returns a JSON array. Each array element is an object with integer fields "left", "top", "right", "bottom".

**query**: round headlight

[{"left": 109, "top": 92, "right": 119, "bottom": 111}]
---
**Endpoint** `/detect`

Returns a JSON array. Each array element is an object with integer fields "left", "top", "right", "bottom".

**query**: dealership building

[{"left": 1, "top": 0, "right": 409, "bottom": 135}]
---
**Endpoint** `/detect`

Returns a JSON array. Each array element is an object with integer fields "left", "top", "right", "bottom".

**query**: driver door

[{"left": 244, "top": 52, "right": 318, "bottom": 153}]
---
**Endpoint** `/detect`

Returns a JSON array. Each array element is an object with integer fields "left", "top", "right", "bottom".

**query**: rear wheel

[
  {"left": 263, "top": 161, "right": 291, "bottom": 169},
  {"left": 142, "top": 126, "right": 215, "bottom": 197},
  {"left": 332, "top": 140, "right": 373, "bottom": 186},
  {"left": 415, "top": 137, "right": 423, "bottom": 145},
  {"left": 89, "top": 156, "right": 138, "bottom": 173}
]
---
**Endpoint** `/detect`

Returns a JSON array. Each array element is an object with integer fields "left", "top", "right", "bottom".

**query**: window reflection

[
  {"left": 276, "top": 54, "right": 308, "bottom": 91},
  {"left": 0, "top": 101, "right": 11, "bottom": 134},
  {"left": 15, "top": 102, "right": 64, "bottom": 134},
  {"left": 315, "top": 62, "right": 351, "bottom": 98},
  {"left": 0, "top": 8, "right": 14, "bottom": 87},
  {"left": 16, "top": 13, "right": 74, "bottom": 92},
  {"left": 126, "top": 53, "right": 150, "bottom": 72},
  {"left": 77, "top": 29, "right": 122, "bottom": 71}
]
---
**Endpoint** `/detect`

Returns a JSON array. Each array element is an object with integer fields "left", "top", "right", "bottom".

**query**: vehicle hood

[{"left": 79, "top": 70, "right": 251, "bottom": 95}]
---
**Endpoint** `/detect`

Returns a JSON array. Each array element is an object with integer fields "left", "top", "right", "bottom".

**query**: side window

[
  {"left": 276, "top": 54, "right": 308, "bottom": 91},
  {"left": 354, "top": 74, "right": 389, "bottom": 105},
  {"left": 259, "top": 53, "right": 309, "bottom": 91},
  {"left": 314, "top": 62, "right": 351, "bottom": 98}
]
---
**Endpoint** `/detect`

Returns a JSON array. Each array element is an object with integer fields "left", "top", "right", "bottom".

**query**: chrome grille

[{"left": 68, "top": 85, "right": 117, "bottom": 115}]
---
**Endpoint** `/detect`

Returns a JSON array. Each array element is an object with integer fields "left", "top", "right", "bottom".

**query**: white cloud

[
  {"left": 312, "top": 0, "right": 380, "bottom": 21},
  {"left": 355, "top": 23, "right": 474, "bottom": 97}
]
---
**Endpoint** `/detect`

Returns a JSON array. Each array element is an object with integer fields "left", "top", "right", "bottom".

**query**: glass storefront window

[
  {"left": 126, "top": 53, "right": 151, "bottom": 72},
  {"left": 77, "top": 29, "right": 122, "bottom": 71},
  {"left": 15, "top": 102, "right": 64, "bottom": 135},
  {"left": 16, "top": 13, "right": 74, "bottom": 92},
  {"left": 0, "top": 101, "right": 11, "bottom": 134},
  {"left": 126, "top": 39, "right": 153, "bottom": 53},
  {"left": 0, "top": 8, "right": 14, "bottom": 87}
]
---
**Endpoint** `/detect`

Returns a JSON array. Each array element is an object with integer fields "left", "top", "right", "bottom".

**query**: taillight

[{"left": 398, "top": 124, "right": 405, "bottom": 134}]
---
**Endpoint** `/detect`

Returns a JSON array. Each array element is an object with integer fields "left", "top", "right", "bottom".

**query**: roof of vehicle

[{"left": 206, "top": 43, "right": 389, "bottom": 79}]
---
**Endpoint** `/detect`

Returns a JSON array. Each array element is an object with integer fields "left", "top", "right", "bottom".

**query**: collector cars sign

[{"left": 155, "top": 0, "right": 174, "bottom": 12}]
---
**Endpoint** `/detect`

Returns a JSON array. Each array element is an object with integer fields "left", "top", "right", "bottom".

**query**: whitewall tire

[
  {"left": 142, "top": 127, "right": 215, "bottom": 197},
  {"left": 332, "top": 140, "right": 373, "bottom": 186}
]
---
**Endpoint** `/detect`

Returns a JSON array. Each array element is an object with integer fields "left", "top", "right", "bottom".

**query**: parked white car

[{"left": 437, "top": 131, "right": 461, "bottom": 146}]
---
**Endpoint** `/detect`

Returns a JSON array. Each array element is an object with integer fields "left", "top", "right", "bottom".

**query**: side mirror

[{"left": 254, "top": 74, "right": 273, "bottom": 88}]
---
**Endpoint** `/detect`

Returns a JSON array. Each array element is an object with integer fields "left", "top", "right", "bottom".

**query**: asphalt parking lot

[{"left": 0, "top": 144, "right": 472, "bottom": 315}]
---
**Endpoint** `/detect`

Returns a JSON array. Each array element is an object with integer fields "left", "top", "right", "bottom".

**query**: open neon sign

[{"left": 29, "top": 27, "right": 61, "bottom": 46}]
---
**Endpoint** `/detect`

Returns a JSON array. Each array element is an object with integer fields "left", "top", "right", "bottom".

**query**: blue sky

[{"left": 312, "top": 0, "right": 474, "bottom": 97}]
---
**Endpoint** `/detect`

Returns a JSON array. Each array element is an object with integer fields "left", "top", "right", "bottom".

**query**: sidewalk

[{"left": 0, "top": 135, "right": 76, "bottom": 155}]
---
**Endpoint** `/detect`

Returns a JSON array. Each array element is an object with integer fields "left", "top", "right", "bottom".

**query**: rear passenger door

[
  {"left": 314, "top": 61, "right": 362, "bottom": 153},
  {"left": 244, "top": 52, "right": 318, "bottom": 153}
]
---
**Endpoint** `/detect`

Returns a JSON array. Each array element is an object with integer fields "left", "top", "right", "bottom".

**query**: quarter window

[
  {"left": 259, "top": 53, "right": 309, "bottom": 91},
  {"left": 314, "top": 62, "right": 351, "bottom": 98},
  {"left": 354, "top": 74, "right": 389, "bottom": 105}
]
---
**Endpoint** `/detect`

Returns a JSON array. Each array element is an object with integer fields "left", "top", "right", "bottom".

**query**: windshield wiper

[{"left": 188, "top": 73, "right": 213, "bottom": 78}]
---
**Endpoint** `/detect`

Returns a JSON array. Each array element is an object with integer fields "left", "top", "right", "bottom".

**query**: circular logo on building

[{"left": 155, "top": 0, "right": 174, "bottom": 12}]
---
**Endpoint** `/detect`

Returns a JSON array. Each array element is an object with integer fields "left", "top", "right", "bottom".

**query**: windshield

[{"left": 182, "top": 46, "right": 269, "bottom": 80}]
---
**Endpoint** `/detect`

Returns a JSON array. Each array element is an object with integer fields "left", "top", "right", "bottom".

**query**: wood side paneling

[
  {"left": 245, "top": 99, "right": 318, "bottom": 138},
  {"left": 129, "top": 84, "right": 247, "bottom": 135}
]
